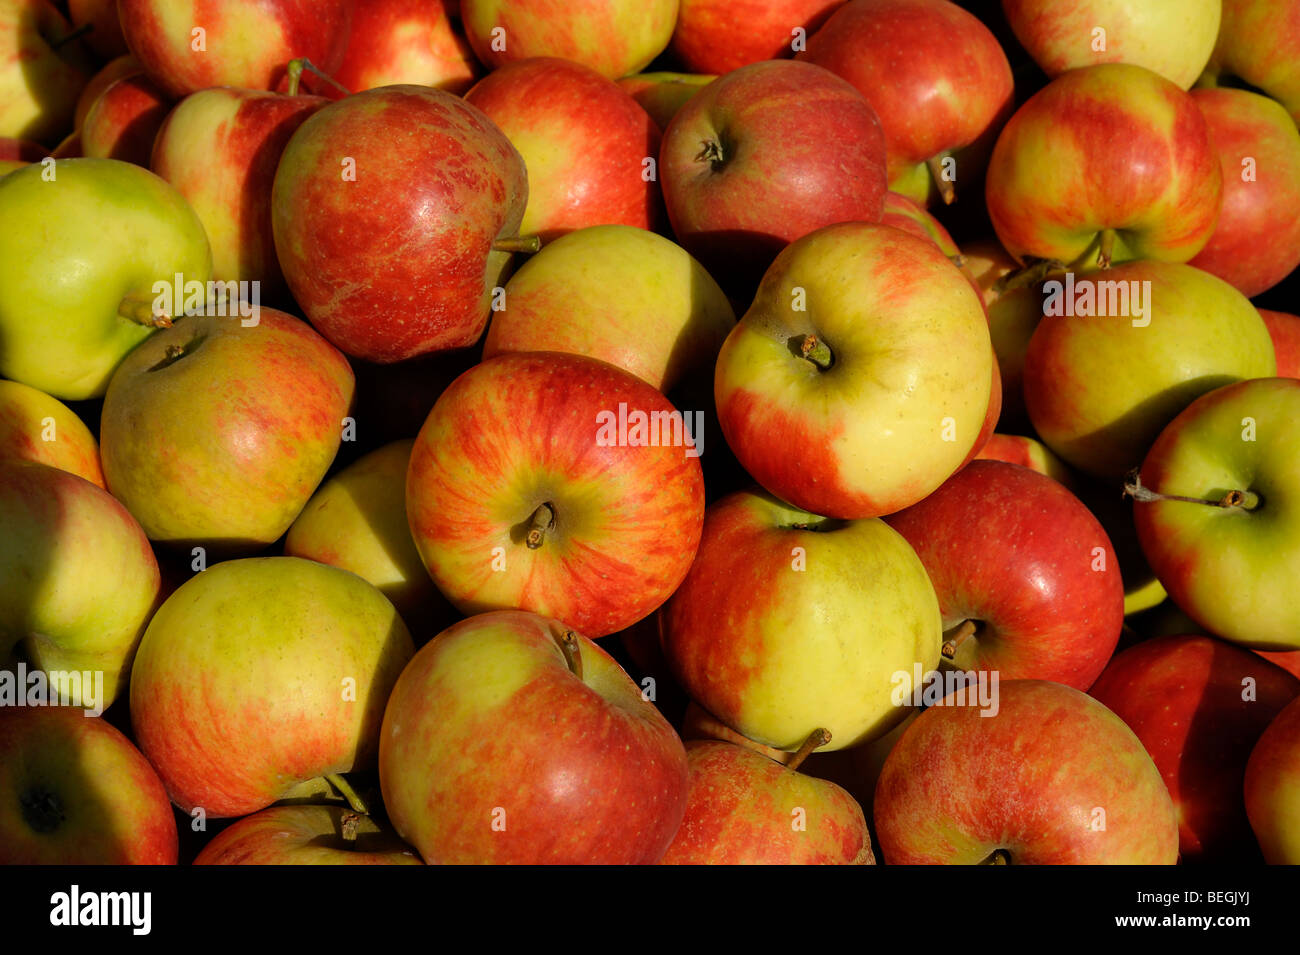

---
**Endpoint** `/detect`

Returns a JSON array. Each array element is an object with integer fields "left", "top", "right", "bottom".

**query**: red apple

[
  {"left": 986, "top": 64, "right": 1222, "bottom": 269},
  {"left": 659, "top": 739, "right": 873, "bottom": 864},
  {"left": 194, "top": 806, "right": 422, "bottom": 865},
  {"left": 671, "top": 0, "right": 844, "bottom": 75},
  {"left": 799, "top": 0, "right": 1013, "bottom": 206},
  {"left": 973, "top": 433, "right": 1074, "bottom": 488},
  {"left": 378, "top": 610, "right": 690, "bottom": 864},
  {"left": 117, "top": 0, "right": 354, "bottom": 98},
  {"left": 1090, "top": 634, "right": 1300, "bottom": 861},
  {"left": 152, "top": 86, "right": 326, "bottom": 298},
  {"left": 0, "top": 706, "right": 177, "bottom": 864},
  {"left": 406, "top": 351, "right": 705, "bottom": 639},
  {"left": 1187, "top": 88, "right": 1300, "bottom": 298},
  {"left": 271, "top": 85, "right": 529, "bottom": 363},
  {"left": 1260, "top": 310, "right": 1300, "bottom": 378},
  {"left": 961, "top": 236, "right": 1042, "bottom": 427},
  {"left": 1244, "top": 694, "right": 1300, "bottom": 862},
  {"left": 0, "top": 379, "right": 104, "bottom": 487},
  {"left": 464, "top": 57, "right": 661, "bottom": 242},
  {"left": 79, "top": 73, "right": 170, "bottom": 165},
  {"left": 659, "top": 59, "right": 888, "bottom": 291},
  {"left": 73, "top": 53, "right": 142, "bottom": 129},
  {"left": 875, "top": 679, "right": 1180, "bottom": 864},
  {"left": 887, "top": 460, "right": 1123, "bottom": 689},
  {"left": 1204, "top": 0, "right": 1300, "bottom": 125},
  {"left": 334, "top": 0, "right": 479, "bottom": 94}
]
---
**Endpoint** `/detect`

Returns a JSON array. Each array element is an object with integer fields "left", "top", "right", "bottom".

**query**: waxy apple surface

[
  {"left": 671, "top": 0, "right": 843, "bottom": 75},
  {"left": 986, "top": 64, "right": 1222, "bottom": 268},
  {"left": 886, "top": 460, "right": 1123, "bottom": 689},
  {"left": 1204, "top": 0, "right": 1300, "bottom": 125},
  {"left": 875, "top": 680, "right": 1180, "bottom": 864},
  {"left": 407, "top": 352, "right": 705, "bottom": 638},
  {"left": 272, "top": 85, "right": 528, "bottom": 363},
  {"left": 334, "top": 0, "right": 479, "bottom": 94},
  {"left": 714, "top": 222, "right": 992, "bottom": 520},
  {"left": 0, "top": 706, "right": 177, "bottom": 864},
  {"left": 1244, "top": 694, "right": 1300, "bottom": 863},
  {"left": 378, "top": 610, "right": 689, "bottom": 864},
  {"left": 1090, "top": 634, "right": 1300, "bottom": 861},
  {"left": 130, "top": 557, "right": 415, "bottom": 817},
  {"left": 194, "top": 806, "right": 422, "bottom": 865},
  {"left": 662, "top": 488, "right": 941, "bottom": 751},
  {"left": 0, "top": 379, "right": 104, "bottom": 487}
]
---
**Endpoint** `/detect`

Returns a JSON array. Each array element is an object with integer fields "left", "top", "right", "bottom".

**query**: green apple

[
  {"left": 714, "top": 222, "right": 992, "bottom": 520},
  {"left": 100, "top": 308, "right": 355, "bottom": 553},
  {"left": 482, "top": 224, "right": 734, "bottom": 393},
  {"left": 0, "top": 378, "right": 104, "bottom": 487},
  {"left": 615, "top": 71, "right": 714, "bottom": 131},
  {"left": 1024, "top": 261, "right": 1276, "bottom": 479},
  {"left": 0, "top": 0, "right": 92, "bottom": 142},
  {"left": 1244, "top": 695, "right": 1300, "bottom": 863},
  {"left": 0, "top": 460, "right": 160, "bottom": 709},
  {"left": 1133, "top": 377, "right": 1300, "bottom": 650},
  {"left": 662, "top": 488, "right": 942, "bottom": 751},
  {"left": 130, "top": 557, "right": 415, "bottom": 818},
  {"left": 0, "top": 158, "right": 211, "bottom": 400},
  {"left": 285, "top": 439, "right": 446, "bottom": 634}
]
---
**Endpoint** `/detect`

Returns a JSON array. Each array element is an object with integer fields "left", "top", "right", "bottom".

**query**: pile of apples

[{"left": 3, "top": 0, "right": 1300, "bottom": 867}]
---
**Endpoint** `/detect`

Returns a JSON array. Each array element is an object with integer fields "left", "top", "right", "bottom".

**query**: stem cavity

[{"left": 554, "top": 628, "right": 583, "bottom": 681}]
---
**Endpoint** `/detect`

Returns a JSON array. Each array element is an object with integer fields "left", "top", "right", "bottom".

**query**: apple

[
  {"left": 1260, "top": 310, "right": 1300, "bottom": 378},
  {"left": 659, "top": 739, "right": 873, "bottom": 864},
  {"left": 334, "top": 0, "right": 479, "bottom": 95},
  {"left": 886, "top": 460, "right": 1123, "bottom": 689},
  {"left": 799, "top": 0, "right": 1013, "bottom": 207},
  {"left": 0, "top": 137, "right": 46, "bottom": 162},
  {"left": 378, "top": 609, "right": 689, "bottom": 864},
  {"left": 714, "top": 222, "right": 992, "bottom": 520},
  {"left": 671, "top": 0, "right": 843, "bottom": 75},
  {"left": 407, "top": 351, "right": 705, "bottom": 639},
  {"left": 481, "top": 224, "right": 734, "bottom": 394},
  {"left": 973, "top": 433, "right": 1074, "bottom": 487},
  {"left": 1002, "top": 0, "right": 1220, "bottom": 90},
  {"left": 69, "top": 0, "right": 128, "bottom": 60},
  {"left": 99, "top": 308, "right": 355, "bottom": 552},
  {"left": 117, "top": 0, "right": 354, "bottom": 99},
  {"left": 986, "top": 64, "right": 1221, "bottom": 269},
  {"left": 73, "top": 53, "right": 142, "bottom": 129},
  {"left": 880, "top": 190, "right": 961, "bottom": 260},
  {"left": 151, "top": 86, "right": 326, "bottom": 299},
  {"left": 464, "top": 57, "right": 661, "bottom": 241},
  {"left": 1090, "top": 634, "right": 1300, "bottom": 861},
  {"left": 0, "top": 706, "right": 177, "bottom": 864},
  {"left": 0, "top": 158, "right": 211, "bottom": 400},
  {"left": 662, "top": 487, "right": 941, "bottom": 751},
  {"left": 0, "top": 379, "right": 104, "bottom": 487},
  {"left": 1132, "top": 377, "right": 1300, "bottom": 651},
  {"left": 1, "top": 0, "right": 92, "bottom": 143},
  {"left": 658, "top": 59, "right": 888, "bottom": 291},
  {"left": 130, "top": 556, "right": 415, "bottom": 817},
  {"left": 459, "top": 0, "right": 678, "bottom": 80},
  {"left": 615, "top": 72, "right": 712, "bottom": 131},
  {"left": 1244, "top": 694, "right": 1300, "bottom": 862},
  {"left": 272, "top": 85, "right": 529, "bottom": 363},
  {"left": 874, "top": 679, "right": 1180, "bottom": 864},
  {"left": 1202, "top": 0, "right": 1300, "bottom": 125},
  {"left": 193, "top": 806, "right": 422, "bottom": 865},
  {"left": 0, "top": 460, "right": 160, "bottom": 709},
  {"left": 285, "top": 439, "right": 449, "bottom": 636},
  {"left": 1187, "top": 89, "right": 1300, "bottom": 298},
  {"left": 79, "top": 73, "right": 170, "bottom": 165},
  {"left": 1023, "top": 261, "right": 1276, "bottom": 479}
]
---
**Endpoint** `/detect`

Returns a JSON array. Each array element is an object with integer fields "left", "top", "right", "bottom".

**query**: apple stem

[
  {"left": 927, "top": 154, "right": 956, "bottom": 205},
  {"left": 50, "top": 22, "right": 93, "bottom": 50},
  {"left": 941, "top": 619, "right": 978, "bottom": 661},
  {"left": 117, "top": 293, "right": 172, "bottom": 328},
  {"left": 341, "top": 811, "right": 360, "bottom": 844},
  {"left": 1124, "top": 470, "right": 1260, "bottom": 511},
  {"left": 800, "top": 334, "right": 834, "bottom": 370},
  {"left": 695, "top": 139, "right": 725, "bottom": 166},
  {"left": 1096, "top": 228, "right": 1116, "bottom": 269},
  {"left": 980, "top": 848, "right": 1011, "bottom": 865},
  {"left": 285, "top": 57, "right": 351, "bottom": 97},
  {"left": 554, "top": 628, "right": 583, "bottom": 680},
  {"left": 492, "top": 235, "right": 542, "bottom": 254},
  {"left": 993, "top": 257, "right": 1063, "bottom": 294},
  {"left": 949, "top": 253, "right": 967, "bottom": 270},
  {"left": 785, "top": 728, "right": 831, "bottom": 772},
  {"left": 325, "top": 773, "right": 369, "bottom": 815},
  {"left": 525, "top": 501, "right": 555, "bottom": 549}
]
